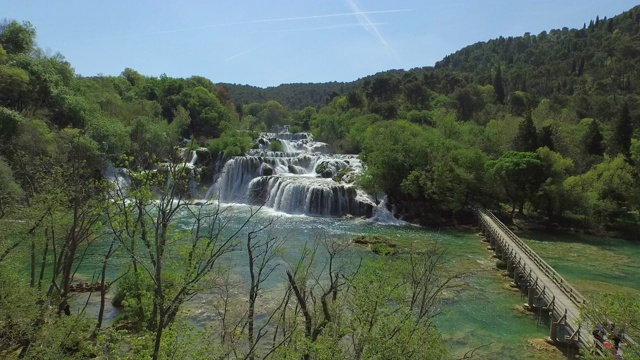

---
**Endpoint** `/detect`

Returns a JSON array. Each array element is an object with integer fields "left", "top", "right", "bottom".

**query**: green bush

[
  {"left": 269, "top": 139, "right": 284, "bottom": 152},
  {"left": 207, "top": 130, "right": 253, "bottom": 159}
]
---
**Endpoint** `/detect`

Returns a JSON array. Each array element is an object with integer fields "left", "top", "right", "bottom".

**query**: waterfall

[
  {"left": 189, "top": 150, "right": 198, "bottom": 166},
  {"left": 206, "top": 132, "right": 375, "bottom": 217},
  {"left": 368, "top": 196, "right": 408, "bottom": 225},
  {"left": 247, "top": 176, "right": 372, "bottom": 217},
  {"left": 103, "top": 163, "right": 131, "bottom": 197}
]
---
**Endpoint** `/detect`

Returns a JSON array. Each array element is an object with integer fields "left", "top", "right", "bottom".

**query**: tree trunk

[
  {"left": 247, "top": 234, "right": 256, "bottom": 360},
  {"left": 152, "top": 308, "right": 165, "bottom": 360},
  {"left": 30, "top": 239, "right": 36, "bottom": 287},
  {"left": 38, "top": 231, "right": 50, "bottom": 289},
  {"left": 95, "top": 239, "right": 116, "bottom": 333}
]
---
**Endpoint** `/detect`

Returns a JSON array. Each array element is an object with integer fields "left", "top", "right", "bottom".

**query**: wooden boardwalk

[{"left": 475, "top": 208, "right": 630, "bottom": 356}]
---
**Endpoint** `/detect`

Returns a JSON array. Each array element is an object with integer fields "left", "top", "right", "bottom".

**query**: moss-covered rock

[
  {"left": 333, "top": 167, "right": 354, "bottom": 183},
  {"left": 353, "top": 235, "right": 398, "bottom": 256},
  {"left": 261, "top": 164, "right": 273, "bottom": 176},
  {"left": 195, "top": 147, "right": 211, "bottom": 162},
  {"left": 288, "top": 164, "right": 300, "bottom": 174},
  {"left": 315, "top": 161, "right": 333, "bottom": 178}
]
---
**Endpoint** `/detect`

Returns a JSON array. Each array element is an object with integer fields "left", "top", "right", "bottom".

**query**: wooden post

[
  {"left": 527, "top": 287, "right": 536, "bottom": 308},
  {"left": 550, "top": 320, "right": 559, "bottom": 343},
  {"left": 550, "top": 310, "right": 568, "bottom": 344}
]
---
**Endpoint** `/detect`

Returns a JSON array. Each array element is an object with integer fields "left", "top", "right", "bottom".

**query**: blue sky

[{"left": 2, "top": 0, "right": 638, "bottom": 87}]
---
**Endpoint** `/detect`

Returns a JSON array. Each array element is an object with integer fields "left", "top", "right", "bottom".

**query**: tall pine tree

[
  {"left": 539, "top": 125, "right": 555, "bottom": 151},
  {"left": 612, "top": 101, "right": 632, "bottom": 157},
  {"left": 514, "top": 112, "right": 539, "bottom": 152},
  {"left": 583, "top": 119, "right": 604, "bottom": 156},
  {"left": 493, "top": 65, "right": 505, "bottom": 104}
]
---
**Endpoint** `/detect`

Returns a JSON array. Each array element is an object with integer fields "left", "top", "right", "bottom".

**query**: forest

[{"left": 1, "top": 4, "right": 640, "bottom": 360}]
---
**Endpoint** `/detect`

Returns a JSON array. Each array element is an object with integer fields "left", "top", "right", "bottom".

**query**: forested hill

[
  {"left": 223, "top": 5, "right": 640, "bottom": 117},
  {"left": 431, "top": 5, "right": 640, "bottom": 117},
  {"left": 2, "top": 5, "right": 640, "bottom": 232},
  {"left": 295, "top": 4, "right": 640, "bottom": 229},
  {"left": 220, "top": 81, "right": 355, "bottom": 110}
]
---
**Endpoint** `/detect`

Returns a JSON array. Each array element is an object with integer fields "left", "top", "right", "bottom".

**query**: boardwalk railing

[
  {"left": 475, "top": 208, "right": 638, "bottom": 356},
  {"left": 477, "top": 208, "right": 586, "bottom": 305}
]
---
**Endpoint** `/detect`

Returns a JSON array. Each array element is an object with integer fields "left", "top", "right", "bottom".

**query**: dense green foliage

[{"left": 222, "top": 81, "right": 353, "bottom": 111}]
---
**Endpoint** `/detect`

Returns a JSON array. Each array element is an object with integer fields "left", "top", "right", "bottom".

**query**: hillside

[
  {"left": 220, "top": 81, "right": 355, "bottom": 110},
  {"left": 2, "top": 5, "right": 640, "bottom": 227}
]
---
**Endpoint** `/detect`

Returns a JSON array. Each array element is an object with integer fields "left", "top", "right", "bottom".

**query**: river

[
  {"left": 73, "top": 203, "right": 582, "bottom": 359},
  {"left": 82, "top": 132, "right": 639, "bottom": 359}
]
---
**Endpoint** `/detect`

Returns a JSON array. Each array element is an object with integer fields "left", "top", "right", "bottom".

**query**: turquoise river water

[{"left": 70, "top": 203, "right": 640, "bottom": 359}]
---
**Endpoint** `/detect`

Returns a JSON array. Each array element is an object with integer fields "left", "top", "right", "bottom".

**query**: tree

[
  {"left": 8, "top": 53, "right": 74, "bottom": 108},
  {"left": 207, "top": 129, "right": 254, "bottom": 160},
  {"left": 0, "top": 156, "right": 22, "bottom": 220},
  {"left": 513, "top": 113, "right": 539, "bottom": 152},
  {"left": 121, "top": 67, "right": 146, "bottom": 87},
  {"left": 106, "top": 158, "right": 261, "bottom": 360},
  {"left": 345, "top": 245, "right": 452, "bottom": 360},
  {"left": 258, "top": 100, "right": 289, "bottom": 132},
  {"left": 283, "top": 237, "right": 352, "bottom": 360},
  {"left": 493, "top": 65, "right": 506, "bottom": 104},
  {"left": 577, "top": 56, "right": 585, "bottom": 76},
  {"left": 179, "top": 85, "right": 231, "bottom": 139},
  {"left": 129, "top": 116, "right": 175, "bottom": 168},
  {"left": 610, "top": 101, "right": 632, "bottom": 157},
  {"left": 49, "top": 90, "right": 94, "bottom": 129},
  {"left": 0, "top": 65, "right": 29, "bottom": 108},
  {"left": 403, "top": 81, "right": 431, "bottom": 109},
  {"left": 0, "top": 20, "right": 36, "bottom": 55},
  {"left": 244, "top": 221, "right": 283, "bottom": 360},
  {"left": 580, "top": 293, "right": 640, "bottom": 360},
  {"left": 583, "top": 119, "right": 605, "bottom": 156},
  {"left": 453, "top": 85, "right": 485, "bottom": 122},
  {"left": 364, "top": 74, "right": 400, "bottom": 103},
  {"left": 538, "top": 124, "right": 555, "bottom": 151},
  {"left": 275, "top": 238, "right": 452, "bottom": 360},
  {"left": 486, "top": 151, "right": 545, "bottom": 217},
  {"left": 346, "top": 90, "right": 364, "bottom": 109},
  {"left": 0, "top": 107, "right": 23, "bottom": 147},
  {"left": 564, "top": 155, "right": 638, "bottom": 225},
  {"left": 533, "top": 147, "right": 574, "bottom": 219},
  {"left": 296, "top": 106, "right": 316, "bottom": 131},
  {"left": 44, "top": 130, "right": 105, "bottom": 309},
  {"left": 509, "top": 91, "right": 528, "bottom": 116}
]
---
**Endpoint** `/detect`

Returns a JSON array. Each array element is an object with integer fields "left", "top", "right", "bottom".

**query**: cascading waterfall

[
  {"left": 103, "top": 163, "right": 131, "bottom": 197},
  {"left": 207, "top": 132, "right": 375, "bottom": 217},
  {"left": 103, "top": 148, "right": 202, "bottom": 198},
  {"left": 188, "top": 150, "right": 198, "bottom": 166}
]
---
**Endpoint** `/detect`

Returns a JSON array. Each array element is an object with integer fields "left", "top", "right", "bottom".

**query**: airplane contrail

[
  {"left": 267, "top": 22, "right": 387, "bottom": 34},
  {"left": 224, "top": 49, "right": 252, "bottom": 62},
  {"left": 347, "top": 0, "right": 388, "bottom": 45},
  {"left": 140, "top": 9, "right": 410, "bottom": 36},
  {"left": 346, "top": 0, "right": 399, "bottom": 58}
]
